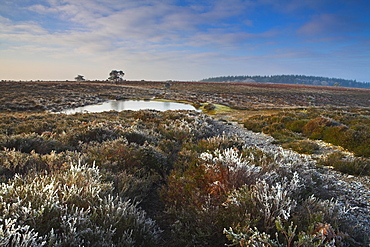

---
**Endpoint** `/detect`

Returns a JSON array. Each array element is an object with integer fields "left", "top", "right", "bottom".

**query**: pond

[{"left": 60, "top": 100, "right": 200, "bottom": 114}]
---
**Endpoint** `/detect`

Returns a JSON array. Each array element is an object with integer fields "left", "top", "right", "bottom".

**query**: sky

[{"left": 0, "top": 0, "right": 369, "bottom": 82}]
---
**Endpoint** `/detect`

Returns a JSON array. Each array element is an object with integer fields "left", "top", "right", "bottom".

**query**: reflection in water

[
  {"left": 110, "top": 100, "right": 120, "bottom": 110},
  {"left": 164, "top": 101, "right": 170, "bottom": 110},
  {"left": 61, "top": 100, "right": 199, "bottom": 114}
]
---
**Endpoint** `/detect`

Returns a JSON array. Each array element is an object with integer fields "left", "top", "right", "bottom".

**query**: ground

[{"left": 0, "top": 80, "right": 369, "bottom": 245}]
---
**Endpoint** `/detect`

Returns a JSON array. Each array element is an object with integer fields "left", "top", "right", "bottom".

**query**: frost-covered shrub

[
  {"left": 162, "top": 147, "right": 296, "bottom": 246},
  {"left": 0, "top": 218, "right": 46, "bottom": 247},
  {"left": 0, "top": 147, "right": 91, "bottom": 177},
  {"left": 200, "top": 148, "right": 262, "bottom": 188},
  {"left": 182, "top": 134, "right": 246, "bottom": 155},
  {"left": 224, "top": 226, "right": 279, "bottom": 247},
  {"left": 224, "top": 181, "right": 357, "bottom": 246},
  {"left": 92, "top": 195, "right": 161, "bottom": 246},
  {"left": 0, "top": 162, "right": 161, "bottom": 246},
  {"left": 294, "top": 195, "right": 369, "bottom": 245},
  {"left": 203, "top": 134, "right": 246, "bottom": 151},
  {"left": 224, "top": 217, "right": 335, "bottom": 247},
  {"left": 223, "top": 172, "right": 301, "bottom": 230},
  {"left": 162, "top": 146, "right": 309, "bottom": 246},
  {"left": 250, "top": 175, "right": 300, "bottom": 229},
  {"left": 158, "top": 113, "right": 215, "bottom": 141},
  {"left": 83, "top": 138, "right": 169, "bottom": 177},
  {"left": 161, "top": 156, "right": 231, "bottom": 245},
  {"left": 0, "top": 148, "right": 49, "bottom": 174},
  {"left": 1, "top": 148, "right": 29, "bottom": 174}
]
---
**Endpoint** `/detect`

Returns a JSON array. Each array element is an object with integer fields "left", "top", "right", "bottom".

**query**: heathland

[{"left": 0, "top": 80, "right": 369, "bottom": 246}]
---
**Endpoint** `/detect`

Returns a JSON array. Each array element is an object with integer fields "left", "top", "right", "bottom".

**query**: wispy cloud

[
  {"left": 298, "top": 14, "right": 357, "bottom": 36},
  {"left": 0, "top": 0, "right": 369, "bottom": 81},
  {"left": 1, "top": 0, "right": 271, "bottom": 56}
]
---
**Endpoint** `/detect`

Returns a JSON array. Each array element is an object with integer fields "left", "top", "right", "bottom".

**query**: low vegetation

[
  {"left": 242, "top": 107, "right": 370, "bottom": 175},
  {"left": 0, "top": 80, "right": 369, "bottom": 246},
  {"left": 0, "top": 109, "right": 368, "bottom": 246}
]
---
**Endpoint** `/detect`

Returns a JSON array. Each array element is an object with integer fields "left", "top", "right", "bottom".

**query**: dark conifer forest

[{"left": 201, "top": 75, "right": 370, "bottom": 88}]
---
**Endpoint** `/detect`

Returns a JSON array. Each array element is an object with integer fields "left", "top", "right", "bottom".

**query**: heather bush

[
  {"left": 224, "top": 218, "right": 333, "bottom": 247},
  {"left": 0, "top": 163, "right": 161, "bottom": 246},
  {"left": 243, "top": 117, "right": 266, "bottom": 132},
  {"left": 0, "top": 148, "right": 48, "bottom": 174},
  {"left": 223, "top": 183, "right": 352, "bottom": 246},
  {"left": 187, "top": 134, "right": 246, "bottom": 154},
  {"left": 66, "top": 126, "right": 120, "bottom": 148},
  {"left": 123, "top": 130, "right": 153, "bottom": 145},
  {"left": 0, "top": 133, "right": 63, "bottom": 154},
  {"left": 158, "top": 115, "right": 213, "bottom": 141},
  {"left": 82, "top": 138, "right": 169, "bottom": 177},
  {"left": 0, "top": 148, "right": 89, "bottom": 176},
  {"left": 0, "top": 218, "right": 46, "bottom": 246},
  {"left": 0, "top": 110, "right": 368, "bottom": 245},
  {"left": 161, "top": 146, "right": 303, "bottom": 246},
  {"left": 161, "top": 140, "right": 364, "bottom": 246},
  {"left": 302, "top": 117, "right": 341, "bottom": 139},
  {"left": 161, "top": 148, "right": 257, "bottom": 246}
]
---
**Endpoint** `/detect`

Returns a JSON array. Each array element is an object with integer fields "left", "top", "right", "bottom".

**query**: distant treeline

[{"left": 200, "top": 75, "right": 370, "bottom": 88}]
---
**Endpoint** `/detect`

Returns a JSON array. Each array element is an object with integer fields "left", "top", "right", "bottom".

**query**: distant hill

[{"left": 200, "top": 75, "right": 370, "bottom": 89}]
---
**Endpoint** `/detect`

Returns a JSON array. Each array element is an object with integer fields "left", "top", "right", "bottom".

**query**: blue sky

[{"left": 1, "top": 0, "right": 369, "bottom": 82}]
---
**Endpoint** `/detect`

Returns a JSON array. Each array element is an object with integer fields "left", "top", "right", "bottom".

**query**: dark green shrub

[
  {"left": 67, "top": 127, "right": 120, "bottom": 148},
  {"left": 302, "top": 117, "right": 325, "bottom": 139},
  {"left": 318, "top": 153, "right": 370, "bottom": 176},
  {"left": 286, "top": 120, "right": 308, "bottom": 132},
  {"left": 322, "top": 125, "right": 348, "bottom": 146},
  {"left": 262, "top": 122, "right": 284, "bottom": 133},
  {"left": 243, "top": 119, "right": 266, "bottom": 132},
  {"left": 283, "top": 140, "right": 320, "bottom": 154},
  {"left": 137, "top": 144, "right": 169, "bottom": 177},
  {"left": 123, "top": 130, "right": 153, "bottom": 145},
  {"left": 1, "top": 133, "right": 63, "bottom": 154}
]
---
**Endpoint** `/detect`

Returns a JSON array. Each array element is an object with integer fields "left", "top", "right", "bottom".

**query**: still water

[{"left": 61, "top": 100, "right": 199, "bottom": 114}]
